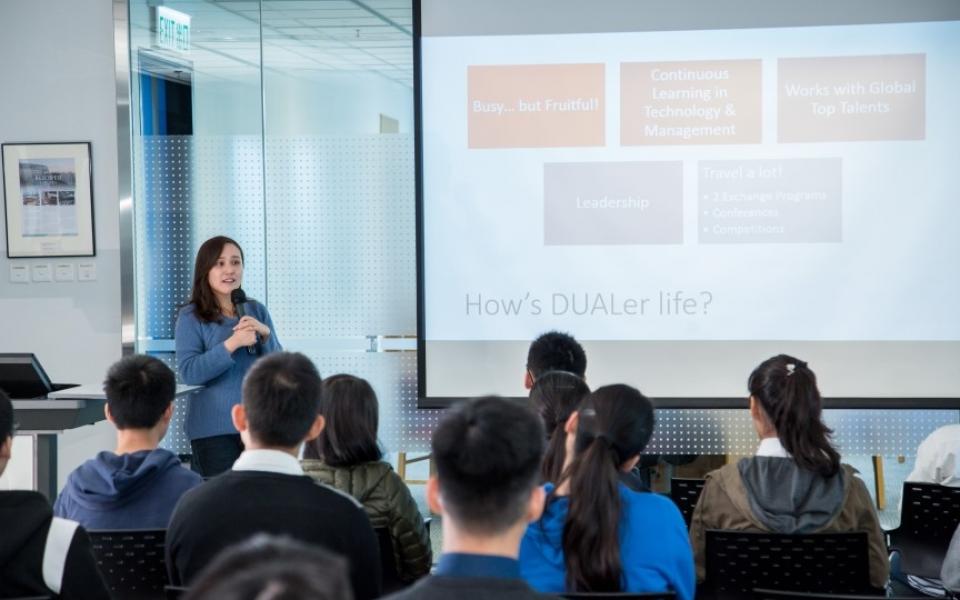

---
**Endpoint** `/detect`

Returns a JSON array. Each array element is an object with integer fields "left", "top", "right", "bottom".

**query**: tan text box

[
  {"left": 621, "top": 59, "right": 761, "bottom": 146},
  {"left": 467, "top": 64, "right": 605, "bottom": 149},
  {"left": 778, "top": 54, "right": 925, "bottom": 143}
]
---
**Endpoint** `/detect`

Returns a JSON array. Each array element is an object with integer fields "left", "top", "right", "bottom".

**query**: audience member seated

[
  {"left": 166, "top": 352, "right": 381, "bottom": 600},
  {"left": 385, "top": 396, "right": 554, "bottom": 600},
  {"left": 529, "top": 370, "right": 590, "bottom": 484},
  {"left": 183, "top": 534, "right": 355, "bottom": 600},
  {"left": 688, "top": 354, "right": 889, "bottom": 590},
  {"left": 0, "top": 389, "right": 111, "bottom": 599},
  {"left": 944, "top": 524, "right": 960, "bottom": 594},
  {"left": 519, "top": 384, "right": 695, "bottom": 599},
  {"left": 891, "top": 423, "right": 960, "bottom": 595},
  {"left": 525, "top": 330, "right": 587, "bottom": 390},
  {"left": 302, "top": 373, "right": 431, "bottom": 583},
  {"left": 54, "top": 355, "right": 202, "bottom": 529},
  {"left": 907, "top": 424, "right": 960, "bottom": 487}
]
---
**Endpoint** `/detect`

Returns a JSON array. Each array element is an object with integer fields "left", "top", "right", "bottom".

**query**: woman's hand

[
  {"left": 223, "top": 327, "right": 258, "bottom": 353},
  {"left": 235, "top": 316, "right": 271, "bottom": 339}
]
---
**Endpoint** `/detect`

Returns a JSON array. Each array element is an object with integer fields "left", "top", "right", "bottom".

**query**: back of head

[
  {"left": 748, "top": 354, "right": 840, "bottom": 478},
  {"left": 184, "top": 534, "right": 353, "bottom": 600},
  {"left": 303, "top": 374, "right": 383, "bottom": 466},
  {"left": 529, "top": 371, "right": 590, "bottom": 483},
  {"left": 104, "top": 355, "right": 176, "bottom": 429},
  {"left": 432, "top": 396, "right": 544, "bottom": 535},
  {"left": 563, "top": 384, "right": 655, "bottom": 592},
  {"left": 527, "top": 331, "right": 586, "bottom": 380},
  {"left": 242, "top": 352, "right": 322, "bottom": 447}
]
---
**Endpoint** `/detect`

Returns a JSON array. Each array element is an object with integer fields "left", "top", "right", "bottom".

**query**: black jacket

[
  {"left": 166, "top": 469, "right": 382, "bottom": 600},
  {"left": 0, "top": 490, "right": 110, "bottom": 600}
]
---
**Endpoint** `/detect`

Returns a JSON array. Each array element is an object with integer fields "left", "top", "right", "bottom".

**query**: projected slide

[{"left": 419, "top": 13, "right": 960, "bottom": 402}]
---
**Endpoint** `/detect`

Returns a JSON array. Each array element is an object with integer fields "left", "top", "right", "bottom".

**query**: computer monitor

[{"left": 0, "top": 353, "right": 54, "bottom": 399}]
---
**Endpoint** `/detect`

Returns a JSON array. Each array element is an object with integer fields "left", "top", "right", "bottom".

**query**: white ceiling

[{"left": 135, "top": 0, "right": 414, "bottom": 87}]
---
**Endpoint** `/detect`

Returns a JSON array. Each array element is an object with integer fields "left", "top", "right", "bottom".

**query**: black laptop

[{"left": 0, "top": 353, "right": 78, "bottom": 399}]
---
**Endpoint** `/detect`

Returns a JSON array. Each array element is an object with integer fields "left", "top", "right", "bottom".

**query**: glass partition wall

[{"left": 127, "top": 0, "right": 429, "bottom": 455}]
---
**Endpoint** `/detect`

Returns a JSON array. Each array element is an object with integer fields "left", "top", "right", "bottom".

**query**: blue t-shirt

[
  {"left": 519, "top": 482, "right": 695, "bottom": 600},
  {"left": 175, "top": 301, "right": 281, "bottom": 440}
]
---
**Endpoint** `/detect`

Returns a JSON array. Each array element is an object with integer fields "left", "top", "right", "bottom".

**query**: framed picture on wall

[{"left": 2, "top": 142, "right": 95, "bottom": 258}]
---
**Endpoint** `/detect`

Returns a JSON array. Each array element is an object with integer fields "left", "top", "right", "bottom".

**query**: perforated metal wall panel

[{"left": 263, "top": 135, "right": 416, "bottom": 337}]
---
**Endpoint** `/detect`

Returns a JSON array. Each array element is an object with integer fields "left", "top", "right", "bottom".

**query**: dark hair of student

[
  {"left": 748, "top": 354, "right": 840, "bottom": 478},
  {"left": 560, "top": 384, "right": 655, "bottom": 592},
  {"left": 303, "top": 374, "right": 383, "bottom": 466},
  {"left": 242, "top": 352, "right": 322, "bottom": 448},
  {"left": 188, "top": 235, "right": 244, "bottom": 323},
  {"left": 529, "top": 370, "right": 590, "bottom": 483},
  {"left": 527, "top": 331, "right": 587, "bottom": 380},
  {"left": 0, "top": 389, "right": 13, "bottom": 441},
  {"left": 183, "top": 534, "right": 354, "bottom": 600},
  {"left": 103, "top": 355, "right": 176, "bottom": 429},
  {"left": 432, "top": 396, "right": 545, "bottom": 534}
]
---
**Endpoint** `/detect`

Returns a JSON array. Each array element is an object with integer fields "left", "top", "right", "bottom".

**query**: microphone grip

[{"left": 233, "top": 302, "right": 261, "bottom": 356}]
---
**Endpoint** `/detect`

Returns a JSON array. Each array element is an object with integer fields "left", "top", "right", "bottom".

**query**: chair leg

[{"left": 872, "top": 455, "right": 886, "bottom": 510}]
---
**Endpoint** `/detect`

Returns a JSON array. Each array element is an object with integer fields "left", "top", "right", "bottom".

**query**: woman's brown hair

[
  {"left": 188, "top": 236, "right": 243, "bottom": 323},
  {"left": 529, "top": 370, "right": 590, "bottom": 483},
  {"left": 560, "top": 384, "right": 655, "bottom": 592},
  {"left": 748, "top": 354, "right": 840, "bottom": 478}
]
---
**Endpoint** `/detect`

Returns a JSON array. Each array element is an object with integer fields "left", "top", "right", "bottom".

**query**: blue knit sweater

[
  {"left": 519, "top": 482, "right": 695, "bottom": 600},
  {"left": 175, "top": 301, "right": 281, "bottom": 440}
]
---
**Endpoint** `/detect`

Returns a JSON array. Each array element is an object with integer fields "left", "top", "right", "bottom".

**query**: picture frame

[{"left": 2, "top": 142, "right": 96, "bottom": 258}]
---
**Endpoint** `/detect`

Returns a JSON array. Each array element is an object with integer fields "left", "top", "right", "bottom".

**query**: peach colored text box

[
  {"left": 467, "top": 64, "right": 604, "bottom": 149},
  {"left": 621, "top": 59, "right": 761, "bottom": 146},
  {"left": 778, "top": 54, "right": 925, "bottom": 143}
]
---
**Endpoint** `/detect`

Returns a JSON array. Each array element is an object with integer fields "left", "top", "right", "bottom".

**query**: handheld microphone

[{"left": 230, "top": 288, "right": 261, "bottom": 355}]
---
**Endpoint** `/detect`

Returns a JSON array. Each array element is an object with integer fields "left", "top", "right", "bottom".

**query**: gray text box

[
  {"left": 698, "top": 158, "right": 841, "bottom": 244},
  {"left": 544, "top": 161, "right": 683, "bottom": 245}
]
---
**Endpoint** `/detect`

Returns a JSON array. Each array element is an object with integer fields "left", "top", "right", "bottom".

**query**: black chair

[
  {"left": 561, "top": 593, "right": 676, "bottom": 599},
  {"left": 704, "top": 530, "right": 879, "bottom": 600},
  {"left": 375, "top": 527, "right": 405, "bottom": 595},
  {"left": 888, "top": 482, "right": 960, "bottom": 578},
  {"left": 163, "top": 586, "right": 188, "bottom": 600},
  {"left": 669, "top": 478, "right": 705, "bottom": 528},
  {"left": 753, "top": 589, "right": 927, "bottom": 600},
  {"left": 88, "top": 529, "right": 168, "bottom": 600}
]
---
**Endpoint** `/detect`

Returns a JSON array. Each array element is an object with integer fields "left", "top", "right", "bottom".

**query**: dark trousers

[{"left": 191, "top": 434, "right": 244, "bottom": 477}]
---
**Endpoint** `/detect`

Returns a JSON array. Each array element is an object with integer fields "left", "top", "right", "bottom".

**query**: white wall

[{"left": 0, "top": 0, "right": 122, "bottom": 490}]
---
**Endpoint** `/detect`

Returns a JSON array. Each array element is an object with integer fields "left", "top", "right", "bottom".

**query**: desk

[{"left": 11, "top": 384, "right": 200, "bottom": 500}]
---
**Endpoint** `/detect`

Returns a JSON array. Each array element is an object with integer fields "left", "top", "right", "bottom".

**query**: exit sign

[{"left": 156, "top": 6, "right": 190, "bottom": 52}]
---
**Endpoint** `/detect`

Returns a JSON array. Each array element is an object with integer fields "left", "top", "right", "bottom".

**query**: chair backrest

[
  {"left": 561, "top": 593, "right": 676, "bottom": 599},
  {"left": 669, "top": 478, "right": 705, "bottom": 528},
  {"left": 374, "top": 527, "right": 404, "bottom": 594},
  {"left": 889, "top": 482, "right": 960, "bottom": 578},
  {"left": 88, "top": 529, "right": 168, "bottom": 600},
  {"left": 704, "top": 530, "right": 875, "bottom": 600},
  {"left": 753, "top": 589, "right": 913, "bottom": 600},
  {"left": 164, "top": 586, "right": 189, "bottom": 600}
]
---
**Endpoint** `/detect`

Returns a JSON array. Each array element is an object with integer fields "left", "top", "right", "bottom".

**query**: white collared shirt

[
  {"left": 756, "top": 437, "right": 791, "bottom": 458},
  {"left": 232, "top": 448, "right": 304, "bottom": 476}
]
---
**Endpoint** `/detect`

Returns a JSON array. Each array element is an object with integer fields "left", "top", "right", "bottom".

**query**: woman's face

[{"left": 206, "top": 243, "right": 243, "bottom": 301}]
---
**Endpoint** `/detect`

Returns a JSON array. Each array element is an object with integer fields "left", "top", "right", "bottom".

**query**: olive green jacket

[
  {"left": 689, "top": 461, "right": 889, "bottom": 590},
  {"left": 302, "top": 459, "right": 432, "bottom": 582}
]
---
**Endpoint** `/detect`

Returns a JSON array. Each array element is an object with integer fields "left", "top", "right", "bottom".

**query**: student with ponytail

[
  {"left": 518, "top": 385, "right": 695, "bottom": 598},
  {"left": 528, "top": 371, "right": 590, "bottom": 484},
  {"left": 688, "top": 355, "right": 889, "bottom": 590}
]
